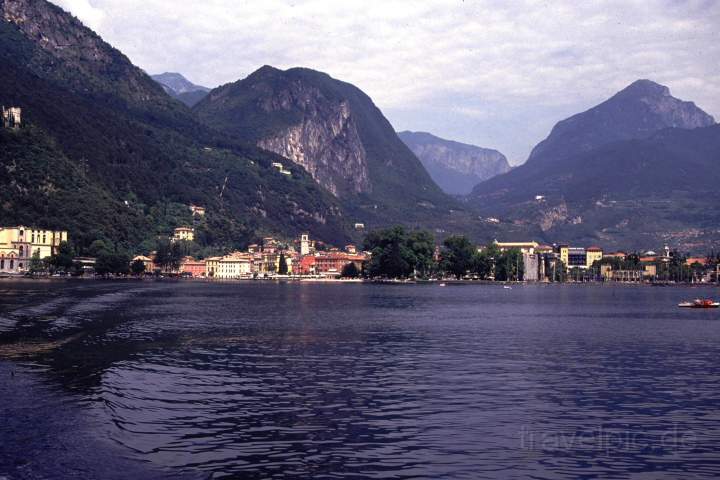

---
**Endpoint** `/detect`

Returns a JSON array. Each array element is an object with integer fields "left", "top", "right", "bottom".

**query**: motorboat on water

[{"left": 678, "top": 299, "right": 720, "bottom": 309}]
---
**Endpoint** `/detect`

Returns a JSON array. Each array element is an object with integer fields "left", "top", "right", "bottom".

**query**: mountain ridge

[
  {"left": 193, "top": 65, "right": 472, "bottom": 232},
  {"left": 468, "top": 79, "right": 720, "bottom": 250},
  {"left": 398, "top": 130, "right": 510, "bottom": 195}
]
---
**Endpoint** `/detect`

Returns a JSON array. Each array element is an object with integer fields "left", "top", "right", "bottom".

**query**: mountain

[
  {"left": 193, "top": 66, "right": 467, "bottom": 230},
  {"left": 0, "top": 0, "right": 350, "bottom": 252},
  {"left": 527, "top": 79, "right": 714, "bottom": 167},
  {"left": 152, "top": 72, "right": 210, "bottom": 107},
  {"left": 469, "top": 80, "right": 719, "bottom": 251},
  {"left": 397, "top": 131, "right": 510, "bottom": 195}
]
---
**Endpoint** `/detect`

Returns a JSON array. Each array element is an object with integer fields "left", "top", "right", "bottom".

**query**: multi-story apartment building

[{"left": 0, "top": 226, "right": 68, "bottom": 273}]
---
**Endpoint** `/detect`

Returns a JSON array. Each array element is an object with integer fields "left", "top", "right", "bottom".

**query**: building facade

[
  {"left": 0, "top": 226, "right": 68, "bottom": 273},
  {"left": 172, "top": 227, "right": 195, "bottom": 242}
]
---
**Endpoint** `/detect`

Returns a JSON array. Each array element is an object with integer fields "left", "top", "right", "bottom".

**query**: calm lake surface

[{"left": 1, "top": 280, "right": 720, "bottom": 479}]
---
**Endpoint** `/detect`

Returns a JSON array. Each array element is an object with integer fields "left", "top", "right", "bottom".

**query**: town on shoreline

[{"left": 2, "top": 223, "right": 720, "bottom": 285}]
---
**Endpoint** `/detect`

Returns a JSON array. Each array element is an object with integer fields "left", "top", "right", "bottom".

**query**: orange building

[{"left": 180, "top": 257, "right": 206, "bottom": 277}]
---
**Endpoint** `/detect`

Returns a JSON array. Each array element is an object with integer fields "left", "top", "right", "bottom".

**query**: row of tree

[{"left": 361, "top": 226, "right": 524, "bottom": 280}]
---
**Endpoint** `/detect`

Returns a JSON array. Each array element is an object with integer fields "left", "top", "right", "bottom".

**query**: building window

[
  {"left": 43, "top": 234, "right": 47, "bottom": 244},
  {"left": 19, "top": 246, "right": 24, "bottom": 257},
  {"left": 10, "top": 260, "right": 14, "bottom": 269},
  {"left": 0, "top": 259, "right": 4, "bottom": 269},
  {"left": 31, "top": 233, "right": 35, "bottom": 243}
]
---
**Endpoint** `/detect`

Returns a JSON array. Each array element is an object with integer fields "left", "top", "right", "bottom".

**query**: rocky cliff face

[
  {"left": 398, "top": 131, "right": 510, "bottom": 195},
  {"left": 194, "top": 66, "right": 460, "bottom": 230},
  {"left": 256, "top": 82, "right": 371, "bottom": 197},
  {"left": 1, "top": 0, "right": 167, "bottom": 104}
]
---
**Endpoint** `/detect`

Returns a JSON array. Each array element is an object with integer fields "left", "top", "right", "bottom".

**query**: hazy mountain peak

[
  {"left": 617, "top": 79, "right": 671, "bottom": 98},
  {"left": 151, "top": 72, "right": 210, "bottom": 94},
  {"left": 398, "top": 131, "right": 510, "bottom": 196},
  {"left": 527, "top": 78, "right": 715, "bottom": 166}
]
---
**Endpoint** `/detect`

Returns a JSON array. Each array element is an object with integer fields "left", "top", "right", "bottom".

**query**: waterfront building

[
  {"left": 314, "top": 251, "right": 367, "bottom": 277},
  {"left": 494, "top": 241, "right": 539, "bottom": 255},
  {"left": 173, "top": 227, "right": 195, "bottom": 242},
  {"left": 207, "top": 253, "right": 252, "bottom": 279},
  {"left": 586, "top": 247, "right": 603, "bottom": 267},
  {"left": 0, "top": 226, "right": 68, "bottom": 273},
  {"left": 557, "top": 244, "right": 603, "bottom": 270},
  {"left": 180, "top": 257, "right": 206, "bottom": 277},
  {"left": 132, "top": 255, "right": 154, "bottom": 272}
]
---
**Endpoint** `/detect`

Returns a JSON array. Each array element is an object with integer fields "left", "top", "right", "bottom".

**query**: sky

[{"left": 51, "top": 0, "right": 719, "bottom": 165}]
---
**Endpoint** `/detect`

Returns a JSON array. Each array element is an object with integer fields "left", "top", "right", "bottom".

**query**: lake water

[{"left": 1, "top": 280, "right": 720, "bottom": 479}]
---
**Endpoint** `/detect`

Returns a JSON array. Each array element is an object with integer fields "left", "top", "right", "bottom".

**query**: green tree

[
  {"left": 95, "top": 251, "right": 131, "bottom": 276},
  {"left": 278, "top": 252, "right": 288, "bottom": 275},
  {"left": 341, "top": 262, "right": 360, "bottom": 278},
  {"left": 363, "top": 226, "right": 416, "bottom": 279},
  {"left": 495, "top": 248, "right": 524, "bottom": 281},
  {"left": 440, "top": 235, "right": 476, "bottom": 279},
  {"left": 407, "top": 230, "right": 436, "bottom": 278},
  {"left": 50, "top": 241, "right": 76, "bottom": 272},
  {"left": 473, "top": 250, "right": 494, "bottom": 279},
  {"left": 130, "top": 259, "right": 146, "bottom": 275},
  {"left": 29, "top": 251, "right": 45, "bottom": 274},
  {"left": 155, "top": 239, "right": 183, "bottom": 273}
]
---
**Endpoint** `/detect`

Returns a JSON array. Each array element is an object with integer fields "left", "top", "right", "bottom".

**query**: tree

[
  {"left": 407, "top": 230, "right": 436, "bottom": 278},
  {"left": 363, "top": 226, "right": 417, "bottom": 278},
  {"left": 440, "top": 235, "right": 476, "bottom": 279},
  {"left": 155, "top": 239, "right": 183, "bottom": 273},
  {"left": 495, "top": 248, "right": 524, "bottom": 281},
  {"left": 341, "top": 262, "right": 360, "bottom": 278},
  {"left": 278, "top": 252, "right": 288, "bottom": 275},
  {"left": 50, "top": 241, "right": 76, "bottom": 272},
  {"left": 29, "top": 251, "right": 45, "bottom": 274},
  {"left": 473, "top": 251, "right": 494, "bottom": 279},
  {"left": 95, "top": 251, "right": 131, "bottom": 276},
  {"left": 130, "top": 259, "right": 146, "bottom": 275}
]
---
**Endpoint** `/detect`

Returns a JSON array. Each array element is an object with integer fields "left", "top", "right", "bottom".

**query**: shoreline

[{"left": 1, "top": 275, "right": 717, "bottom": 288}]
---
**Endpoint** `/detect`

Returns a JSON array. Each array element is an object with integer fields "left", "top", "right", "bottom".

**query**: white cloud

[
  {"left": 52, "top": 0, "right": 106, "bottom": 31},
  {"left": 49, "top": 0, "right": 720, "bottom": 164}
]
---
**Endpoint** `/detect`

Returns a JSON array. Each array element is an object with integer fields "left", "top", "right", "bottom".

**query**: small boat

[
  {"left": 678, "top": 299, "right": 720, "bottom": 308},
  {"left": 439, "top": 283, "right": 446, "bottom": 287},
  {"left": 503, "top": 286, "right": 512, "bottom": 290}
]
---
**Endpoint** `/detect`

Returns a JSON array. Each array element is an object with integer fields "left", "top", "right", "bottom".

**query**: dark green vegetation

[
  {"left": 470, "top": 80, "right": 720, "bottom": 251},
  {"left": 362, "top": 226, "right": 524, "bottom": 280},
  {"left": 193, "top": 66, "right": 479, "bottom": 232},
  {"left": 0, "top": 0, "right": 349, "bottom": 253}
]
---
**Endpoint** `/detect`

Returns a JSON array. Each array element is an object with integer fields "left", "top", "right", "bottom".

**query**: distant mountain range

[
  {"left": 469, "top": 79, "right": 719, "bottom": 250},
  {"left": 2, "top": 0, "right": 719, "bottom": 253},
  {"left": 397, "top": 131, "right": 510, "bottom": 195},
  {"left": 152, "top": 72, "right": 210, "bottom": 107}
]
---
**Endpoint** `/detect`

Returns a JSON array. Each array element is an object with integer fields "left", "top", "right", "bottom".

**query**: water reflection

[{"left": 1, "top": 281, "right": 720, "bottom": 479}]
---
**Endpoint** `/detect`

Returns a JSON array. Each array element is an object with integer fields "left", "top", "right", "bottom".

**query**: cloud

[
  {"left": 52, "top": 0, "right": 106, "bottom": 31},
  {"left": 49, "top": 0, "right": 720, "bottom": 164}
]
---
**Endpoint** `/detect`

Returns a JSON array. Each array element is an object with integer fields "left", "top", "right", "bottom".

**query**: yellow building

[
  {"left": 172, "top": 227, "right": 195, "bottom": 242},
  {"left": 0, "top": 226, "right": 68, "bottom": 273},
  {"left": 586, "top": 247, "right": 603, "bottom": 268},
  {"left": 207, "top": 253, "right": 253, "bottom": 279}
]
